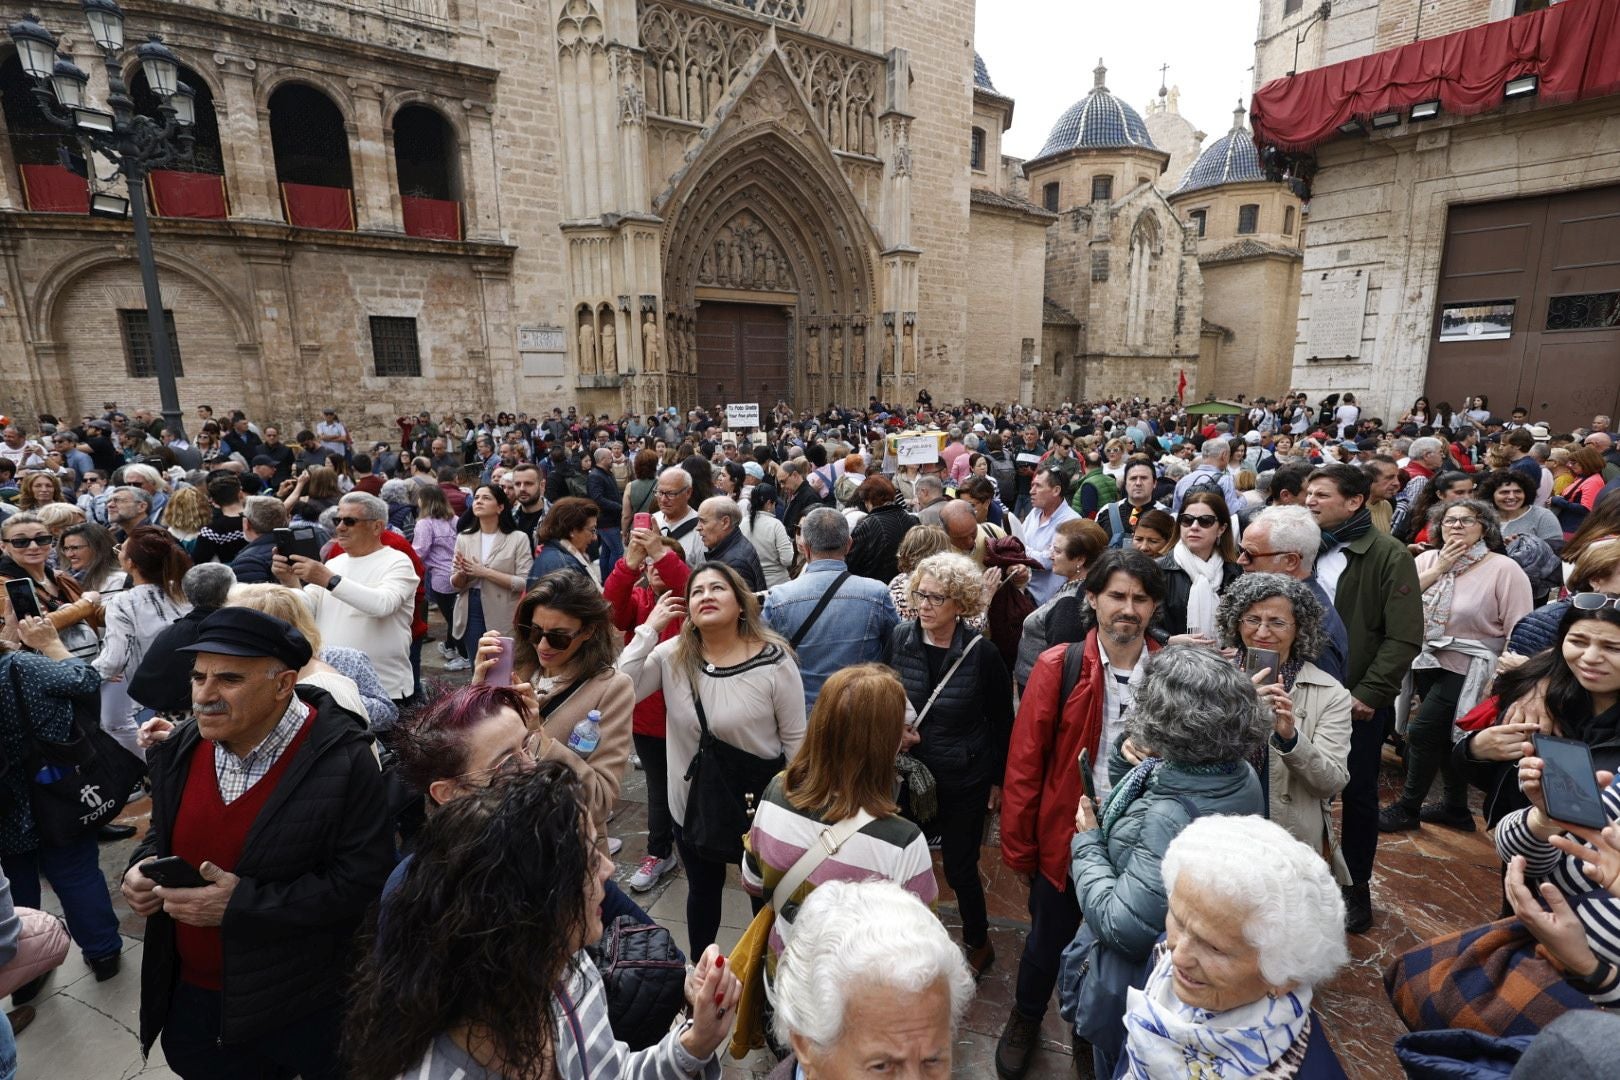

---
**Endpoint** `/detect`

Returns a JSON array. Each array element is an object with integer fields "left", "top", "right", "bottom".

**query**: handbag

[
  {"left": 897, "top": 637, "right": 981, "bottom": 824},
  {"left": 6, "top": 661, "right": 144, "bottom": 847},
  {"left": 586, "top": 916, "right": 687, "bottom": 1052},
  {"left": 681, "top": 680, "right": 785, "bottom": 864},
  {"left": 1057, "top": 924, "right": 1156, "bottom": 1062},
  {"left": 1385, "top": 915, "right": 1594, "bottom": 1038}
]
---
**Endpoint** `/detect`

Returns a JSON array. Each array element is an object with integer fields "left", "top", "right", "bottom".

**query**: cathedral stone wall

[
  {"left": 1200, "top": 254, "right": 1300, "bottom": 400},
  {"left": 967, "top": 200, "right": 1051, "bottom": 405}
]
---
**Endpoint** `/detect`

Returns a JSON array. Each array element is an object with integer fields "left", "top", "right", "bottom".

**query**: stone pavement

[{"left": 14, "top": 645, "right": 1505, "bottom": 1080}]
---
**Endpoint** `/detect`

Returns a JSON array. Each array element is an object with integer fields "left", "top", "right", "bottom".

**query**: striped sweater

[
  {"left": 1495, "top": 782, "right": 1620, "bottom": 1005},
  {"left": 741, "top": 775, "right": 938, "bottom": 975},
  {"left": 393, "top": 953, "right": 719, "bottom": 1079}
]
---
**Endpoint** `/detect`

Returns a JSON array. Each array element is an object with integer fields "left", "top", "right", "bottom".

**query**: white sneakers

[
  {"left": 628, "top": 853, "right": 678, "bottom": 892},
  {"left": 442, "top": 655, "right": 471, "bottom": 671}
]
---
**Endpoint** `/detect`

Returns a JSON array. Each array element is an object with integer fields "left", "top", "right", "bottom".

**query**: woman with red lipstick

[{"left": 620, "top": 562, "right": 807, "bottom": 957}]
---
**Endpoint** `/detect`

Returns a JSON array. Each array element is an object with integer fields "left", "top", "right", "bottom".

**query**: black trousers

[
  {"left": 1400, "top": 669, "right": 1468, "bottom": 813},
  {"left": 160, "top": 981, "right": 342, "bottom": 1080},
  {"left": 672, "top": 825, "right": 763, "bottom": 958},
  {"left": 1341, "top": 705, "right": 1393, "bottom": 886},
  {"left": 1014, "top": 872, "right": 1083, "bottom": 1019},
  {"left": 634, "top": 733, "right": 673, "bottom": 860},
  {"left": 933, "top": 781, "right": 991, "bottom": 949}
]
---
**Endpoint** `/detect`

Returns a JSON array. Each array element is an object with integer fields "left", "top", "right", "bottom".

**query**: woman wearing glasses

[
  {"left": 1153, "top": 491, "right": 1242, "bottom": 646},
  {"left": 1381, "top": 498, "right": 1533, "bottom": 834},
  {"left": 470, "top": 570, "right": 632, "bottom": 832},
  {"left": 883, "top": 552, "right": 1013, "bottom": 981},
  {"left": 1215, "top": 574, "right": 1354, "bottom": 883},
  {"left": 0, "top": 513, "right": 100, "bottom": 656},
  {"left": 450, "top": 483, "right": 534, "bottom": 658}
]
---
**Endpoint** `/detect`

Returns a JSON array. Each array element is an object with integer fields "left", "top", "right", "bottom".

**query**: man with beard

[
  {"left": 995, "top": 549, "right": 1165, "bottom": 1078},
  {"left": 508, "top": 462, "right": 546, "bottom": 540}
]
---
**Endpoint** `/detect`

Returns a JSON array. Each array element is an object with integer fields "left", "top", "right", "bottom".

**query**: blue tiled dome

[
  {"left": 1032, "top": 60, "right": 1156, "bottom": 161},
  {"left": 1176, "top": 104, "right": 1267, "bottom": 194},
  {"left": 974, "top": 52, "right": 996, "bottom": 92}
]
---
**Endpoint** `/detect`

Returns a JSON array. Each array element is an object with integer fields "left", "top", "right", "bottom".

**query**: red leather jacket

[{"left": 1000, "top": 631, "right": 1159, "bottom": 891}]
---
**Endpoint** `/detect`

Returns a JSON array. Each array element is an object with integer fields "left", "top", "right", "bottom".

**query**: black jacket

[
  {"left": 130, "top": 688, "right": 394, "bottom": 1052},
  {"left": 128, "top": 607, "right": 215, "bottom": 713},
  {"left": 884, "top": 620, "right": 1013, "bottom": 792},
  {"left": 779, "top": 484, "right": 821, "bottom": 540},
  {"left": 847, "top": 503, "right": 918, "bottom": 584},
  {"left": 704, "top": 526, "right": 766, "bottom": 592},
  {"left": 1152, "top": 554, "right": 1243, "bottom": 639}
]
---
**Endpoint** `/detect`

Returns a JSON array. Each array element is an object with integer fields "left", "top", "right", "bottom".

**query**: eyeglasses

[
  {"left": 1177, "top": 514, "right": 1219, "bottom": 529},
  {"left": 913, "top": 590, "right": 952, "bottom": 609},
  {"left": 5, "top": 535, "right": 54, "bottom": 548},
  {"left": 333, "top": 516, "right": 371, "bottom": 527},
  {"left": 1441, "top": 517, "right": 1480, "bottom": 528},
  {"left": 1571, "top": 594, "right": 1620, "bottom": 612},
  {"left": 1240, "top": 615, "right": 1295, "bottom": 633},
  {"left": 1236, "top": 548, "right": 1288, "bottom": 563},
  {"left": 655, "top": 490, "right": 684, "bottom": 500},
  {"left": 461, "top": 743, "right": 536, "bottom": 781},
  {"left": 529, "top": 625, "right": 584, "bottom": 650}
]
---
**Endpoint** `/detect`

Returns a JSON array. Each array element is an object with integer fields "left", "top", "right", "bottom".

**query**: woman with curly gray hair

[
  {"left": 1381, "top": 496, "right": 1533, "bottom": 834},
  {"left": 883, "top": 551, "right": 1013, "bottom": 980},
  {"left": 1216, "top": 573, "right": 1354, "bottom": 883},
  {"left": 1068, "top": 644, "right": 1265, "bottom": 1078}
]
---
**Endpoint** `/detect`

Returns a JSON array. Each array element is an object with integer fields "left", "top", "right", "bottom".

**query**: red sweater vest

[{"left": 170, "top": 709, "right": 313, "bottom": 989}]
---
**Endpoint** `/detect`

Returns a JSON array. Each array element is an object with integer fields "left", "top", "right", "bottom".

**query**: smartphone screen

[
  {"left": 1535, "top": 734, "right": 1609, "bottom": 830},
  {"left": 4, "top": 578, "right": 42, "bottom": 621},
  {"left": 141, "top": 856, "right": 208, "bottom": 889},
  {"left": 273, "top": 528, "right": 294, "bottom": 557},
  {"left": 633, "top": 512, "right": 654, "bottom": 531},
  {"left": 1244, "top": 648, "right": 1282, "bottom": 685},
  {"left": 487, "top": 635, "right": 516, "bottom": 687}
]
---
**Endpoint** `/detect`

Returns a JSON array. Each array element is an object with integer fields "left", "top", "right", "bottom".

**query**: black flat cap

[{"left": 179, "top": 608, "right": 313, "bottom": 671}]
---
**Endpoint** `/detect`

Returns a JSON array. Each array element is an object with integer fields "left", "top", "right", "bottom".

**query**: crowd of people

[{"left": 3, "top": 390, "right": 1620, "bottom": 1078}]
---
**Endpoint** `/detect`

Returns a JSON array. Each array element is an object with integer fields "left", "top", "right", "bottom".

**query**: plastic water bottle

[{"left": 567, "top": 709, "right": 602, "bottom": 757}]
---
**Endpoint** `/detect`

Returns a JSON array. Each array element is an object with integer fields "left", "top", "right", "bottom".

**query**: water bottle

[{"left": 567, "top": 709, "right": 602, "bottom": 757}]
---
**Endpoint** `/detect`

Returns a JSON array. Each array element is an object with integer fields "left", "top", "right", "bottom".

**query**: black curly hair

[{"left": 343, "top": 763, "right": 593, "bottom": 1080}]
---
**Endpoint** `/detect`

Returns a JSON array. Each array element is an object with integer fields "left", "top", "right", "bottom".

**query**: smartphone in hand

[
  {"left": 487, "top": 635, "right": 516, "bottom": 687},
  {"left": 1078, "top": 748, "right": 1098, "bottom": 805},
  {"left": 141, "top": 856, "right": 209, "bottom": 889},
  {"left": 1534, "top": 734, "right": 1609, "bottom": 829},
  {"left": 633, "top": 512, "right": 654, "bottom": 532},
  {"left": 1244, "top": 647, "right": 1282, "bottom": 685},
  {"left": 4, "top": 578, "right": 42, "bottom": 621}
]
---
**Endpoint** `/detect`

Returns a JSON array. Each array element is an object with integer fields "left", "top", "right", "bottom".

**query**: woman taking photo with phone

[
  {"left": 451, "top": 483, "right": 533, "bottom": 657},
  {"left": 619, "top": 562, "right": 806, "bottom": 957}
]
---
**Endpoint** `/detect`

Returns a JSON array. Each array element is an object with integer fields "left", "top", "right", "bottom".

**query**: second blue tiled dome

[
  {"left": 1032, "top": 60, "right": 1157, "bottom": 161},
  {"left": 1176, "top": 104, "right": 1267, "bottom": 194}
]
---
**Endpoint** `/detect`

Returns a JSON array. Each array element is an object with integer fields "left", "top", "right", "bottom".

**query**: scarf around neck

[
  {"left": 1123, "top": 949, "right": 1314, "bottom": 1079},
  {"left": 1171, "top": 541, "right": 1224, "bottom": 639},
  {"left": 1316, "top": 507, "right": 1373, "bottom": 557},
  {"left": 1421, "top": 540, "right": 1490, "bottom": 642}
]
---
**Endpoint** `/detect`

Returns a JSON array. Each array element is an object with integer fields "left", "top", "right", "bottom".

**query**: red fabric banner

[
  {"left": 148, "top": 170, "right": 229, "bottom": 220},
  {"left": 280, "top": 182, "right": 355, "bottom": 231},
  {"left": 1251, "top": 0, "right": 1620, "bottom": 152},
  {"left": 401, "top": 195, "right": 461, "bottom": 240},
  {"left": 18, "top": 163, "right": 88, "bottom": 214}
]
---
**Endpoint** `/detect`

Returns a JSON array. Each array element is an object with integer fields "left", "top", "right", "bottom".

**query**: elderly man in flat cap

[{"left": 120, "top": 608, "right": 393, "bottom": 1080}]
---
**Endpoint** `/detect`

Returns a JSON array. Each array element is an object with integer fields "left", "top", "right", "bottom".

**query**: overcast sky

[{"left": 975, "top": 0, "right": 1263, "bottom": 161}]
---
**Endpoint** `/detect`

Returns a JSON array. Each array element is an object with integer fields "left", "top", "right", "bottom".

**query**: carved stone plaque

[{"left": 1305, "top": 273, "right": 1369, "bottom": 361}]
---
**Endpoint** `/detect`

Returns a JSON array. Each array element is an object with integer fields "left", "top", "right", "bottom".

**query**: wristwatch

[{"left": 324, "top": 574, "right": 343, "bottom": 592}]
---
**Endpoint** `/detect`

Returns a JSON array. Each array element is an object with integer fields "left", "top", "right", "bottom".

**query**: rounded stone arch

[
  {"left": 116, "top": 52, "right": 227, "bottom": 105},
  {"left": 32, "top": 248, "right": 257, "bottom": 347},
  {"left": 253, "top": 70, "right": 356, "bottom": 125}
]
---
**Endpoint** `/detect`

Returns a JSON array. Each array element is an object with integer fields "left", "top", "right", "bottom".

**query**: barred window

[
  {"left": 1188, "top": 209, "right": 1207, "bottom": 238},
  {"left": 1043, "top": 182, "right": 1060, "bottom": 212},
  {"left": 370, "top": 316, "right": 422, "bottom": 377},
  {"left": 118, "top": 309, "right": 183, "bottom": 378},
  {"left": 970, "top": 127, "right": 986, "bottom": 171},
  {"left": 1237, "top": 204, "right": 1260, "bottom": 234},
  {"left": 1091, "top": 175, "right": 1113, "bottom": 203}
]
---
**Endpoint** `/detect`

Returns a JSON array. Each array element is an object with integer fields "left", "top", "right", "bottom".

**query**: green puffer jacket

[{"left": 1069, "top": 755, "right": 1263, "bottom": 962}]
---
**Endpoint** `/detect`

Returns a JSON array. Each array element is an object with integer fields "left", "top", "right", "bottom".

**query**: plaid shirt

[{"left": 213, "top": 697, "right": 310, "bottom": 805}]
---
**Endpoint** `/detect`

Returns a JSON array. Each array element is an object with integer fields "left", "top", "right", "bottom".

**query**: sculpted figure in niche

[
  {"left": 805, "top": 325, "right": 821, "bottom": 374},
  {"left": 740, "top": 239, "right": 755, "bottom": 284},
  {"left": 852, "top": 324, "right": 866, "bottom": 377},
  {"left": 683, "top": 325, "right": 695, "bottom": 374},
  {"left": 762, "top": 247, "right": 778, "bottom": 289},
  {"left": 578, "top": 319, "right": 597, "bottom": 375},
  {"left": 902, "top": 322, "right": 916, "bottom": 375},
  {"left": 884, "top": 321, "right": 896, "bottom": 375},
  {"left": 699, "top": 248, "right": 714, "bottom": 285},
  {"left": 600, "top": 319, "right": 617, "bottom": 374},
  {"left": 663, "top": 59, "right": 680, "bottom": 116},
  {"left": 641, "top": 313, "right": 661, "bottom": 371},
  {"left": 687, "top": 64, "right": 703, "bottom": 120},
  {"left": 728, "top": 240, "right": 743, "bottom": 285},
  {"left": 830, "top": 323, "right": 844, "bottom": 374}
]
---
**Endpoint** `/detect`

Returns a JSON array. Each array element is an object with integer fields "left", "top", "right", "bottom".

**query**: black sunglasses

[
  {"left": 333, "top": 516, "right": 371, "bottom": 527},
  {"left": 528, "top": 625, "right": 584, "bottom": 650},
  {"left": 1177, "top": 514, "right": 1219, "bottom": 529},
  {"left": 5, "top": 535, "right": 54, "bottom": 548}
]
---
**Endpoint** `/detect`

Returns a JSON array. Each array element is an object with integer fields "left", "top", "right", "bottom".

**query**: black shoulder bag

[
  {"left": 681, "top": 675, "right": 786, "bottom": 864},
  {"left": 6, "top": 660, "right": 144, "bottom": 847}
]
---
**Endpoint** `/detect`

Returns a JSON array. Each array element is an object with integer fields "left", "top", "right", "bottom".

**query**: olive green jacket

[{"left": 1333, "top": 526, "right": 1422, "bottom": 709}]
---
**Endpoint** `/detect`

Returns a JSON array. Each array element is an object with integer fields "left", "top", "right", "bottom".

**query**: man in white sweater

[{"left": 272, "top": 492, "right": 419, "bottom": 705}]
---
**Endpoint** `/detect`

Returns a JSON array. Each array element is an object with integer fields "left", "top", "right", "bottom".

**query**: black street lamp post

[{"left": 9, "top": 2, "right": 196, "bottom": 439}]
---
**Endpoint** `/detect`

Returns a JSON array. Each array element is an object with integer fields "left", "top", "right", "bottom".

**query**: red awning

[
  {"left": 149, "top": 170, "right": 229, "bottom": 220},
  {"left": 1251, "top": 0, "right": 1620, "bottom": 153},
  {"left": 18, "top": 163, "right": 88, "bottom": 213},
  {"left": 401, "top": 195, "right": 461, "bottom": 240},
  {"left": 281, "top": 181, "right": 355, "bottom": 231}
]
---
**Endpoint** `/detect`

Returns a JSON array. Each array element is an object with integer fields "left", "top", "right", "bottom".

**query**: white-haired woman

[
  {"left": 769, "top": 879, "right": 974, "bottom": 1080},
  {"left": 1216, "top": 574, "right": 1354, "bottom": 884},
  {"left": 1119, "top": 815, "right": 1351, "bottom": 1078}
]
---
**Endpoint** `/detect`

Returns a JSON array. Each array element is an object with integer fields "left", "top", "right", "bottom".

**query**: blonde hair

[
  {"left": 227, "top": 583, "right": 323, "bottom": 653},
  {"left": 163, "top": 485, "right": 214, "bottom": 533},
  {"left": 895, "top": 525, "right": 953, "bottom": 576},
  {"left": 35, "top": 502, "right": 86, "bottom": 534},
  {"left": 908, "top": 551, "right": 987, "bottom": 619}
]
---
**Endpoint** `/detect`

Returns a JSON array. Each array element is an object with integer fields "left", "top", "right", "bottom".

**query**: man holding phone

[
  {"left": 997, "top": 549, "right": 1165, "bottom": 1078},
  {"left": 120, "top": 608, "right": 393, "bottom": 1079}
]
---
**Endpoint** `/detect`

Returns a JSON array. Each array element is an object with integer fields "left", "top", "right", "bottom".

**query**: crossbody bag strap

[
  {"left": 537, "top": 675, "right": 590, "bottom": 720},
  {"left": 771, "top": 807, "right": 876, "bottom": 914},
  {"left": 788, "top": 570, "right": 850, "bottom": 649},
  {"left": 915, "top": 635, "right": 981, "bottom": 728}
]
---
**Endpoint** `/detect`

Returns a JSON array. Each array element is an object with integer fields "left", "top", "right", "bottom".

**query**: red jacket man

[{"left": 993, "top": 549, "right": 1165, "bottom": 1080}]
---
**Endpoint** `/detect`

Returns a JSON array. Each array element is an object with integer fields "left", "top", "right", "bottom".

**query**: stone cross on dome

[
  {"left": 1232, "top": 99, "right": 1247, "bottom": 130},
  {"left": 1094, "top": 59, "right": 1108, "bottom": 90},
  {"left": 1159, "top": 63, "right": 1170, "bottom": 99}
]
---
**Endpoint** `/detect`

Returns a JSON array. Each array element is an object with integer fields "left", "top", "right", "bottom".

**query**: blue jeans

[
  {"left": 1, "top": 840, "right": 122, "bottom": 963},
  {"left": 597, "top": 526, "right": 623, "bottom": 580},
  {"left": 0, "top": 1009, "right": 14, "bottom": 1080},
  {"left": 464, "top": 588, "right": 487, "bottom": 649}
]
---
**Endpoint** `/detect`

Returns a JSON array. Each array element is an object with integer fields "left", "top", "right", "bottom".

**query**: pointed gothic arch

[{"left": 1126, "top": 209, "right": 1163, "bottom": 348}]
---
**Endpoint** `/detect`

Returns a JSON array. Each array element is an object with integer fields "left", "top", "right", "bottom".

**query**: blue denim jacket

[{"left": 761, "top": 560, "right": 899, "bottom": 716}]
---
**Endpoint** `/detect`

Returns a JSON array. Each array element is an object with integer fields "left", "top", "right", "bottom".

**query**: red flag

[{"left": 1177, "top": 369, "right": 1187, "bottom": 402}]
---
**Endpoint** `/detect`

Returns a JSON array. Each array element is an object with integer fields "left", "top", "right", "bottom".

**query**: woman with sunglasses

[
  {"left": 451, "top": 483, "right": 533, "bottom": 662},
  {"left": 1153, "top": 491, "right": 1242, "bottom": 646},
  {"left": 1382, "top": 498, "right": 1532, "bottom": 834},
  {"left": 620, "top": 561, "right": 806, "bottom": 956},
  {"left": 470, "top": 570, "right": 632, "bottom": 832},
  {"left": 0, "top": 513, "right": 100, "bottom": 656}
]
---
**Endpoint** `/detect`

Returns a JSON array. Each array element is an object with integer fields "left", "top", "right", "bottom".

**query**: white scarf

[
  {"left": 1123, "top": 952, "right": 1314, "bottom": 1079},
  {"left": 1171, "top": 540, "right": 1223, "bottom": 638}
]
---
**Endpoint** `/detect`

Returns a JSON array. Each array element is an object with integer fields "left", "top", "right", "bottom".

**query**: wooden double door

[
  {"left": 695, "top": 301, "right": 791, "bottom": 409},
  {"left": 1427, "top": 184, "right": 1620, "bottom": 429}
]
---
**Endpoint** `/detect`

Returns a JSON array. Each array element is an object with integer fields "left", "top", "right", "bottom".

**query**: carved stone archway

[{"left": 658, "top": 60, "right": 880, "bottom": 411}]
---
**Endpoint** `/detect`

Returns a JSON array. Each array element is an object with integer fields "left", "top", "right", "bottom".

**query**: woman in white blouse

[
  {"left": 95, "top": 526, "right": 190, "bottom": 758},
  {"left": 618, "top": 560, "right": 806, "bottom": 956},
  {"left": 450, "top": 483, "right": 535, "bottom": 648}
]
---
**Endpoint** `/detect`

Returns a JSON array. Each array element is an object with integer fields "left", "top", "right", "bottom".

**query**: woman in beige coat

[
  {"left": 1217, "top": 573, "right": 1355, "bottom": 883},
  {"left": 450, "top": 482, "right": 534, "bottom": 648}
]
